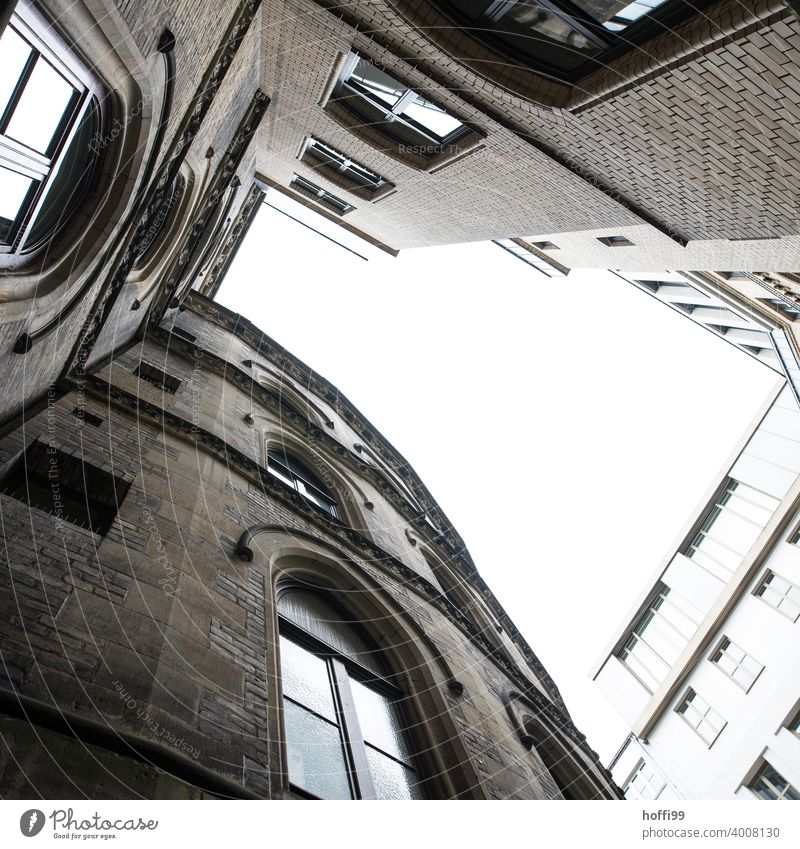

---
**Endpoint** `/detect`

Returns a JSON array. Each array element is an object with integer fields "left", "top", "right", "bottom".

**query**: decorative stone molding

[
  {"left": 198, "top": 183, "right": 266, "bottom": 300},
  {"left": 59, "top": 0, "right": 262, "bottom": 372},
  {"left": 152, "top": 89, "right": 270, "bottom": 316}
]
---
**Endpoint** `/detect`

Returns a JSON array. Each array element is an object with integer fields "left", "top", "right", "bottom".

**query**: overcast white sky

[{"left": 217, "top": 192, "right": 778, "bottom": 764}]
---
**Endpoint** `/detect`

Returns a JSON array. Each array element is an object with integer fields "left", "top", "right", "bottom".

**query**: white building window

[
  {"left": 709, "top": 637, "right": 764, "bottom": 692},
  {"left": 754, "top": 571, "right": 800, "bottom": 622},
  {"left": 617, "top": 585, "right": 700, "bottom": 693},
  {"left": 749, "top": 762, "right": 800, "bottom": 800},
  {"left": 675, "top": 689, "right": 726, "bottom": 747},
  {"left": 624, "top": 759, "right": 666, "bottom": 800},
  {"left": 684, "top": 479, "right": 779, "bottom": 582}
]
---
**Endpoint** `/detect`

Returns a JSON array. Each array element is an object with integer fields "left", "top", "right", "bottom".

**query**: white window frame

[
  {"left": 617, "top": 584, "right": 700, "bottom": 693},
  {"left": 753, "top": 570, "right": 800, "bottom": 622},
  {"left": 708, "top": 635, "right": 764, "bottom": 692},
  {"left": 0, "top": 2, "right": 99, "bottom": 258},
  {"left": 683, "top": 478, "right": 779, "bottom": 582},
  {"left": 675, "top": 688, "right": 726, "bottom": 748},
  {"left": 623, "top": 758, "right": 666, "bottom": 800}
]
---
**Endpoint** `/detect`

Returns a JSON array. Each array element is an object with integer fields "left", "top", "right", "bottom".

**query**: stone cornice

[
  {"left": 184, "top": 291, "right": 469, "bottom": 562},
  {"left": 146, "top": 324, "right": 439, "bottom": 533}
]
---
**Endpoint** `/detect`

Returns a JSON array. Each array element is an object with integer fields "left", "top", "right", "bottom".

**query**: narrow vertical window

[
  {"left": 684, "top": 480, "right": 779, "bottom": 581},
  {"left": 617, "top": 584, "right": 700, "bottom": 692}
]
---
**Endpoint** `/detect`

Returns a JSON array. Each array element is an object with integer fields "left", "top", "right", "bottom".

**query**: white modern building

[{"left": 594, "top": 379, "right": 800, "bottom": 800}]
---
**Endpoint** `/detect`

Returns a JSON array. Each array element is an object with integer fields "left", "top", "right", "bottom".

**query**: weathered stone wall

[{"left": 0, "top": 303, "right": 618, "bottom": 798}]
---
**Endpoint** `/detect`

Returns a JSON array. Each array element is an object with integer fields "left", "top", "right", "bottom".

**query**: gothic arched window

[
  {"left": 266, "top": 447, "right": 340, "bottom": 519},
  {"left": 278, "top": 588, "right": 425, "bottom": 799}
]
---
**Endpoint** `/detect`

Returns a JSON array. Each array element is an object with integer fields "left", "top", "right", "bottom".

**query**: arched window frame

[
  {"left": 0, "top": 0, "right": 105, "bottom": 263},
  {"left": 421, "top": 547, "right": 499, "bottom": 640},
  {"left": 275, "top": 584, "right": 428, "bottom": 800},
  {"left": 265, "top": 442, "right": 342, "bottom": 521}
]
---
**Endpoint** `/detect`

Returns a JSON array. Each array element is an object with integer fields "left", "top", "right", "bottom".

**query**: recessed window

[
  {"left": 617, "top": 584, "right": 700, "bottom": 693},
  {"left": 267, "top": 448, "right": 340, "bottom": 519},
  {"left": 133, "top": 363, "right": 181, "bottom": 394},
  {"left": 709, "top": 637, "right": 763, "bottom": 692},
  {"left": 0, "top": 7, "right": 101, "bottom": 257},
  {"left": 432, "top": 0, "right": 703, "bottom": 81},
  {"left": 71, "top": 407, "right": 103, "bottom": 427},
  {"left": 759, "top": 298, "right": 800, "bottom": 322},
  {"left": 789, "top": 709, "right": 800, "bottom": 736},
  {"left": 675, "top": 689, "right": 726, "bottom": 747},
  {"left": 683, "top": 479, "right": 779, "bottom": 582},
  {"left": 278, "top": 588, "right": 425, "bottom": 799},
  {"left": 290, "top": 175, "right": 354, "bottom": 216},
  {"left": 329, "top": 52, "right": 469, "bottom": 160},
  {"left": 790, "top": 527, "right": 800, "bottom": 545},
  {"left": 624, "top": 759, "right": 666, "bottom": 801},
  {"left": 0, "top": 440, "right": 131, "bottom": 535},
  {"left": 301, "top": 138, "right": 393, "bottom": 201},
  {"left": 597, "top": 235, "right": 634, "bottom": 246},
  {"left": 749, "top": 762, "right": 800, "bottom": 800},
  {"left": 532, "top": 240, "right": 559, "bottom": 250},
  {"left": 754, "top": 571, "right": 800, "bottom": 622}
]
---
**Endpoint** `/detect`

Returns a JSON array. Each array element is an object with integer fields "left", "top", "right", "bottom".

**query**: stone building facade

[
  {"left": 4, "top": 0, "right": 800, "bottom": 800},
  {"left": 0, "top": 291, "right": 620, "bottom": 798}
]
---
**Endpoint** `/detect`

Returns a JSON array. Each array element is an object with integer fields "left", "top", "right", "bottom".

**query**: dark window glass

[
  {"left": 304, "top": 139, "right": 387, "bottom": 194},
  {"left": 0, "top": 440, "right": 131, "bottom": 535},
  {"left": 434, "top": 0, "right": 704, "bottom": 80},
  {"left": 133, "top": 363, "right": 181, "bottom": 394},
  {"left": 267, "top": 448, "right": 340, "bottom": 518},
  {"left": 291, "top": 175, "right": 354, "bottom": 215}
]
